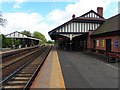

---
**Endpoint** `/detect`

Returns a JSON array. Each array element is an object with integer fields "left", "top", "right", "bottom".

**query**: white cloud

[
  {"left": 13, "top": 0, "right": 27, "bottom": 8},
  {"left": 46, "top": 9, "right": 71, "bottom": 25},
  {"left": 113, "top": 0, "right": 120, "bottom": 2},
  {"left": 1, "top": 0, "right": 78, "bottom": 2},
  {"left": 1, "top": 0, "right": 27, "bottom": 8},
  {"left": 65, "top": 0, "right": 112, "bottom": 16},
  {"left": 1, "top": 12, "right": 54, "bottom": 40},
  {"left": 13, "top": 3, "right": 21, "bottom": 8},
  {"left": 46, "top": 0, "right": 117, "bottom": 26},
  {"left": 1, "top": 0, "right": 27, "bottom": 2},
  {"left": 14, "top": 0, "right": 27, "bottom": 3}
]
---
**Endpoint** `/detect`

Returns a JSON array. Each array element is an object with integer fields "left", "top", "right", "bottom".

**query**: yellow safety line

[
  {"left": 55, "top": 51, "right": 66, "bottom": 89},
  {"left": 49, "top": 49, "right": 66, "bottom": 89}
]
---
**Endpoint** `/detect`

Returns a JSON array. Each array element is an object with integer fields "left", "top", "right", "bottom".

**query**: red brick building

[{"left": 90, "top": 14, "right": 120, "bottom": 59}]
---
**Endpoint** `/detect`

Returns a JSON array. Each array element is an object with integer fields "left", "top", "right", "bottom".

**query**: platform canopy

[
  {"left": 6, "top": 31, "right": 41, "bottom": 48},
  {"left": 6, "top": 31, "right": 41, "bottom": 41},
  {"left": 48, "top": 8, "right": 105, "bottom": 51}
]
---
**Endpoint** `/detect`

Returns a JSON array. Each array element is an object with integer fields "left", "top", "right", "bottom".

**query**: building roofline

[
  {"left": 79, "top": 10, "right": 104, "bottom": 19},
  {"left": 48, "top": 10, "right": 105, "bottom": 35},
  {"left": 91, "top": 13, "right": 120, "bottom": 35},
  {"left": 6, "top": 31, "right": 41, "bottom": 41}
]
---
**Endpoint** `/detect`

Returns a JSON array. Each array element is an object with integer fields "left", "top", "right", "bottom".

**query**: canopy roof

[
  {"left": 92, "top": 14, "right": 120, "bottom": 35},
  {"left": 6, "top": 31, "right": 41, "bottom": 41},
  {"left": 49, "top": 9, "right": 105, "bottom": 40}
]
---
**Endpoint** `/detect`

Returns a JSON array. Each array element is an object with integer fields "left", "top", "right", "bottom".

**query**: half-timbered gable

[
  {"left": 80, "top": 10, "right": 104, "bottom": 19},
  {"left": 49, "top": 10, "right": 105, "bottom": 38}
]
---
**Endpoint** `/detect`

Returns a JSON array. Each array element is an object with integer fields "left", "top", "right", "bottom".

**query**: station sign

[
  {"left": 115, "top": 39, "right": 119, "bottom": 48},
  {"left": 96, "top": 40, "right": 99, "bottom": 47},
  {"left": 101, "top": 40, "right": 105, "bottom": 48}
]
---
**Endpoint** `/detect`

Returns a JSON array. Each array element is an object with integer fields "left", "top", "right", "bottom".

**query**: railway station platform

[
  {"left": 30, "top": 46, "right": 118, "bottom": 89},
  {"left": 1, "top": 45, "right": 119, "bottom": 89},
  {"left": 56, "top": 46, "right": 118, "bottom": 88},
  {"left": 30, "top": 46, "right": 65, "bottom": 89}
]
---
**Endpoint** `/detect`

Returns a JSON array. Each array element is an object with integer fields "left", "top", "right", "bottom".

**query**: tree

[
  {"left": 0, "top": 34, "right": 12, "bottom": 48},
  {"left": 0, "top": 11, "right": 7, "bottom": 27},
  {"left": 5, "top": 38, "right": 13, "bottom": 47},
  {"left": 46, "top": 40, "right": 55, "bottom": 44},
  {"left": 33, "top": 31, "right": 47, "bottom": 44},
  {"left": 21, "top": 30, "right": 31, "bottom": 36}
]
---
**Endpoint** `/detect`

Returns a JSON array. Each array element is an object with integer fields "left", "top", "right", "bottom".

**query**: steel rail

[{"left": 1, "top": 45, "right": 52, "bottom": 89}]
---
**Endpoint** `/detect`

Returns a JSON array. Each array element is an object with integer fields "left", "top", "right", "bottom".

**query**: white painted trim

[{"left": 60, "top": 34, "right": 82, "bottom": 39}]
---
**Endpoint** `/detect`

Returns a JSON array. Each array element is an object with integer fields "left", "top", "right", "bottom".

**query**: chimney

[
  {"left": 72, "top": 14, "right": 75, "bottom": 19},
  {"left": 97, "top": 7, "right": 103, "bottom": 17}
]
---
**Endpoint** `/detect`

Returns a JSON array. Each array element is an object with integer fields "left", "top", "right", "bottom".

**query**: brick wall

[{"left": 90, "top": 35, "right": 120, "bottom": 58}]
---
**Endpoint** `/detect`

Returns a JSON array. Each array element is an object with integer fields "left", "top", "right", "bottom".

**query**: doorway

[{"left": 106, "top": 39, "right": 111, "bottom": 52}]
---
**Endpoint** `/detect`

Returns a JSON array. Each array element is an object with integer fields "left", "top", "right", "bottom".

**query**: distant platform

[{"left": 0, "top": 48, "right": 12, "bottom": 52}]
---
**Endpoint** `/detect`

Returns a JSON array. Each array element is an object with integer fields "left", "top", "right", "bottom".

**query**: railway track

[
  {"left": 1, "top": 46, "right": 43, "bottom": 69},
  {"left": 1, "top": 45, "right": 52, "bottom": 89},
  {"left": 2, "top": 46, "right": 42, "bottom": 79},
  {"left": 2, "top": 46, "right": 39, "bottom": 63}
]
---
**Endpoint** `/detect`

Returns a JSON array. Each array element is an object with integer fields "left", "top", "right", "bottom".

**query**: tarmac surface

[{"left": 57, "top": 47, "right": 118, "bottom": 88}]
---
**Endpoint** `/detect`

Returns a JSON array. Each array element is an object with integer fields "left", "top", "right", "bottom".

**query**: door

[
  {"left": 106, "top": 39, "right": 111, "bottom": 52},
  {"left": 93, "top": 39, "right": 96, "bottom": 49}
]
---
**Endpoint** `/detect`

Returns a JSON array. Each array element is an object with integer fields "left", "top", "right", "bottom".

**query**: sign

[
  {"left": 115, "top": 39, "right": 119, "bottom": 48},
  {"left": 101, "top": 40, "right": 105, "bottom": 48},
  {"left": 96, "top": 40, "right": 99, "bottom": 47}
]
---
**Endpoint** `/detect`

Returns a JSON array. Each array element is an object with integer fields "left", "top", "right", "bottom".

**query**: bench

[
  {"left": 91, "top": 48, "right": 96, "bottom": 52},
  {"left": 106, "top": 52, "right": 119, "bottom": 62},
  {"left": 98, "top": 50, "right": 105, "bottom": 54}
]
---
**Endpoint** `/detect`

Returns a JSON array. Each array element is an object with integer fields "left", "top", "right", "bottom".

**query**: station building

[
  {"left": 90, "top": 14, "right": 120, "bottom": 58},
  {"left": 49, "top": 7, "right": 120, "bottom": 58},
  {"left": 6, "top": 31, "right": 41, "bottom": 48},
  {"left": 49, "top": 7, "right": 105, "bottom": 51}
]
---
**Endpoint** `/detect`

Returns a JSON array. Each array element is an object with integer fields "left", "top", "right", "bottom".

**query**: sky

[{"left": 0, "top": 0, "right": 120, "bottom": 40}]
